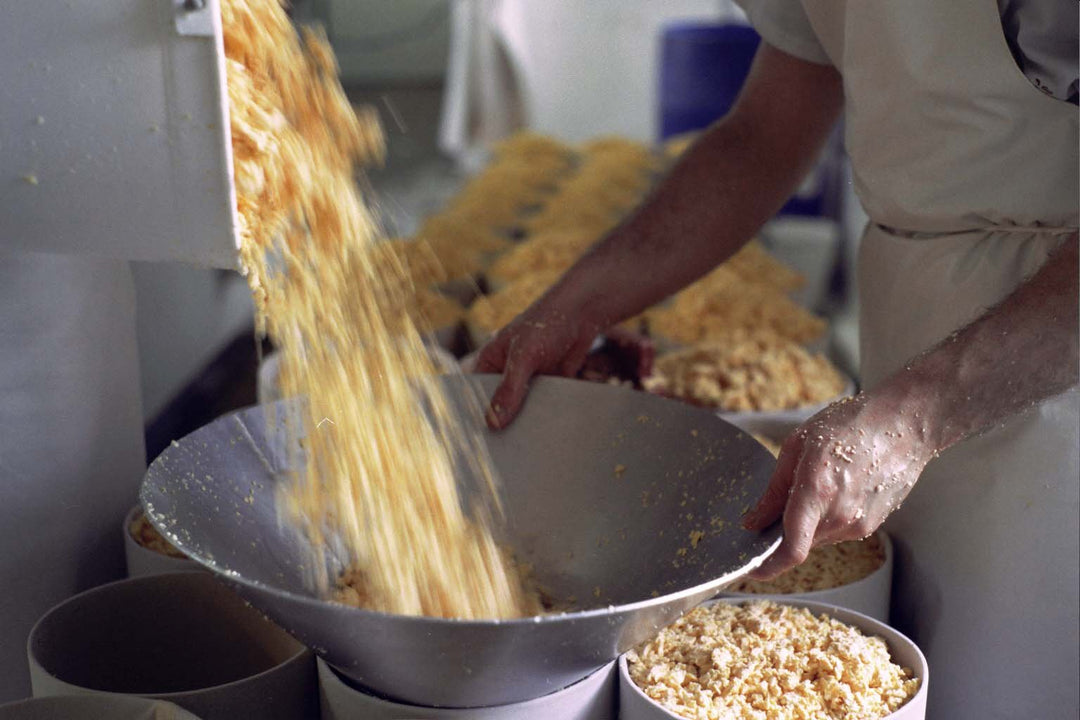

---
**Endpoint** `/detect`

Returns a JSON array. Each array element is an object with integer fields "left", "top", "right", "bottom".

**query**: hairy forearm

[
  {"left": 545, "top": 44, "right": 843, "bottom": 328},
  {"left": 743, "top": 237, "right": 1077, "bottom": 576},
  {"left": 557, "top": 120, "right": 816, "bottom": 324},
  {"left": 876, "top": 237, "right": 1079, "bottom": 454}
]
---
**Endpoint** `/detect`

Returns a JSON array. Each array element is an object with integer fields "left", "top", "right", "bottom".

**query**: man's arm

[
  {"left": 477, "top": 43, "right": 844, "bottom": 427},
  {"left": 744, "top": 237, "right": 1079, "bottom": 578},
  {"left": 548, "top": 42, "right": 844, "bottom": 326}
]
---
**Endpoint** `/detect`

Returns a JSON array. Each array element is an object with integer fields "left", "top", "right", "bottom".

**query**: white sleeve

[{"left": 734, "top": 0, "right": 832, "bottom": 66}]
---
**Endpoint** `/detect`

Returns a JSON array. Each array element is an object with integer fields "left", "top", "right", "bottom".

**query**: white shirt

[{"left": 737, "top": 0, "right": 1079, "bottom": 104}]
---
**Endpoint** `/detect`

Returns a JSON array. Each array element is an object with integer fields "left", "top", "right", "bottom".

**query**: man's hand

[
  {"left": 474, "top": 302, "right": 603, "bottom": 429},
  {"left": 742, "top": 391, "right": 935, "bottom": 580},
  {"left": 743, "top": 236, "right": 1078, "bottom": 580},
  {"left": 473, "top": 44, "right": 842, "bottom": 429}
]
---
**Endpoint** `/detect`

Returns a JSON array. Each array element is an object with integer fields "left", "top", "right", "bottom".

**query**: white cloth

[
  {"left": 737, "top": 0, "right": 1079, "bottom": 716},
  {"left": 439, "top": 0, "right": 524, "bottom": 171},
  {"left": 999, "top": 0, "right": 1079, "bottom": 103},
  {"left": 735, "top": 0, "right": 829, "bottom": 65},
  {"left": 859, "top": 233, "right": 1079, "bottom": 719},
  {"left": 0, "top": 252, "right": 146, "bottom": 701},
  {"left": 443, "top": 1, "right": 733, "bottom": 147},
  {"left": 738, "top": 0, "right": 1079, "bottom": 102}
]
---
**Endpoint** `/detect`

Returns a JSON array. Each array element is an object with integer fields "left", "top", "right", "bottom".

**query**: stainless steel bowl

[{"left": 140, "top": 375, "right": 780, "bottom": 707}]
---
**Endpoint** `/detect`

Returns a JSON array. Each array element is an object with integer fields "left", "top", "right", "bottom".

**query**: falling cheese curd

[{"left": 221, "top": 0, "right": 541, "bottom": 620}]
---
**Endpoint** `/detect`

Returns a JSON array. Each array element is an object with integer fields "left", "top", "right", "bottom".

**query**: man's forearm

[
  {"left": 546, "top": 43, "right": 844, "bottom": 328},
  {"left": 877, "top": 237, "right": 1079, "bottom": 454}
]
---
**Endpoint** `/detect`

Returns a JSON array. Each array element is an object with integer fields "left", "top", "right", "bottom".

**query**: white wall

[
  {"left": 324, "top": 1, "right": 744, "bottom": 141},
  {"left": 495, "top": 0, "right": 737, "bottom": 142}
]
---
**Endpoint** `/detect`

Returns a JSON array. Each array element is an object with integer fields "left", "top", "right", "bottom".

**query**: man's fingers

[
  {"left": 486, "top": 344, "right": 537, "bottom": 430},
  {"left": 742, "top": 437, "right": 801, "bottom": 530},
  {"left": 747, "top": 494, "right": 820, "bottom": 581}
]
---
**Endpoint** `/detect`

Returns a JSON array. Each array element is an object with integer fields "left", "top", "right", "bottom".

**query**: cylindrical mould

[
  {"left": 718, "top": 373, "right": 857, "bottom": 437},
  {"left": 123, "top": 505, "right": 199, "bottom": 578},
  {"left": 619, "top": 597, "right": 927, "bottom": 720},
  {"left": 716, "top": 531, "right": 893, "bottom": 623},
  {"left": 28, "top": 573, "right": 318, "bottom": 720},
  {"left": 318, "top": 657, "right": 616, "bottom": 720}
]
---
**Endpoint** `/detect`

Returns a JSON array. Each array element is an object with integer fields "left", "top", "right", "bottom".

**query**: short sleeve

[{"left": 734, "top": 0, "right": 832, "bottom": 66}]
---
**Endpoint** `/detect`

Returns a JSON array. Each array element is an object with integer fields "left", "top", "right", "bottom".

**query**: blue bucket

[
  {"left": 658, "top": 21, "right": 838, "bottom": 217},
  {"left": 658, "top": 22, "right": 761, "bottom": 141}
]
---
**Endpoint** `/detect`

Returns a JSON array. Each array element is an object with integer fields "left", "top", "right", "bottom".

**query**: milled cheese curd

[
  {"left": 626, "top": 600, "right": 919, "bottom": 720},
  {"left": 727, "top": 536, "right": 886, "bottom": 595},
  {"left": 643, "top": 332, "right": 847, "bottom": 412}
]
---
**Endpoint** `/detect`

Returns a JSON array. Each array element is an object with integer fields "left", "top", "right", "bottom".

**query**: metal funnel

[{"left": 141, "top": 374, "right": 780, "bottom": 707}]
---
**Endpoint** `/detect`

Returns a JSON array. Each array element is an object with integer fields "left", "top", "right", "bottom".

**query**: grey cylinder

[
  {"left": 27, "top": 573, "right": 317, "bottom": 719},
  {"left": 318, "top": 658, "right": 616, "bottom": 720},
  {"left": 715, "top": 531, "right": 894, "bottom": 622}
]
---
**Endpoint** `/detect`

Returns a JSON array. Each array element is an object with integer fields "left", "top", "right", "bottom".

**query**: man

[{"left": 476, "top": 2, "right": 1079, "bottom": 716}]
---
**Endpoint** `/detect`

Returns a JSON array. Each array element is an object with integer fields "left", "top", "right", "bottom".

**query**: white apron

[{"left": 798, "top": 0, "right": 1079, "bottom": 717}]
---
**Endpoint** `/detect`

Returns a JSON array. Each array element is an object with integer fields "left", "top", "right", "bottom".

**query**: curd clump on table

[
  {"left": 644, "top": 269, "right": 826, "bottom": 347},
  {"left": 643, "top": 331, "right": 847, "bottom": 412},
  {"left": 466, "top": 270, "right": 564, "bottom": 343}
]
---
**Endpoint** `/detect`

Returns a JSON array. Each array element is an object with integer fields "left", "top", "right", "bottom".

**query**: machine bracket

[{"left": 174, "top": 0, "right": 214, "bottom": 37}]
